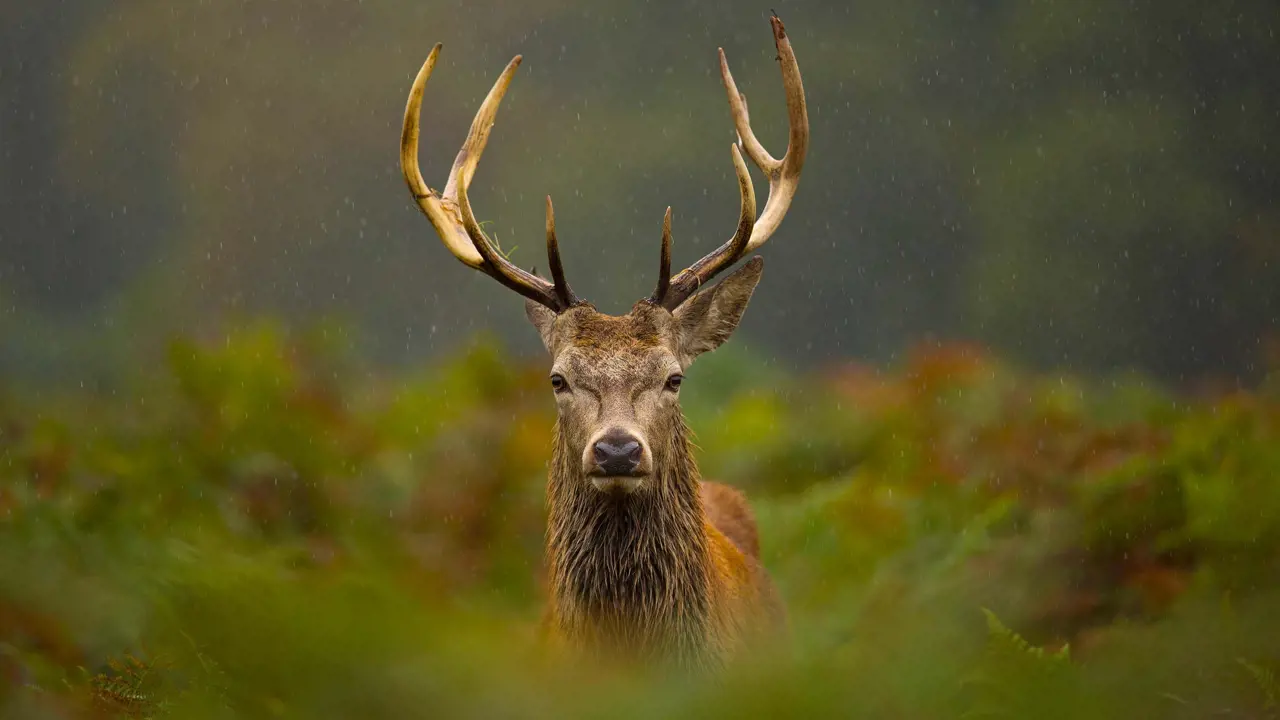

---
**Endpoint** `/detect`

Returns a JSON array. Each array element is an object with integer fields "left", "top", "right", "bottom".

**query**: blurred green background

[
  {"left": 3, "top": 0, "right": 1278, "bottom": 384},
  {"left": 2, "top": 1, "right": 1279, "bottom": 718}
]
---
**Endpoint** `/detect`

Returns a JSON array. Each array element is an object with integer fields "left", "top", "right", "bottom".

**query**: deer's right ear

[
  {"left": 672, "top": 256, "right": 763, "bottom": 365},
  {"left": 525, "top": 299, "right": 558, "bottom": 352}
]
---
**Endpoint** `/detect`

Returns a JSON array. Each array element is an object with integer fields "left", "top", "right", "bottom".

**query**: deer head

[{"left": 400, "top": 16, "right": 807, "bottom": 501}]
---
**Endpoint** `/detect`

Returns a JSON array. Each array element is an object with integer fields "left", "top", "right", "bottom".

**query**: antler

[
  {"left": 400, "top": 44, "right": 578, "bottom": 311},
  {"left": 653, "top": 14, "right": 809, "bottom": 311}
]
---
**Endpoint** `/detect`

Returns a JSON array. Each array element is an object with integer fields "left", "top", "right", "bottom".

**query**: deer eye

[
  {"left": 665, "top": 374, "right": 684, "bottom": 392},
  {"left": 550, "top": 373, "right": 568, "bottom": 393}
]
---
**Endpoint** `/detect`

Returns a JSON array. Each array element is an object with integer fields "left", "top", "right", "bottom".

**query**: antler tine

[
  {"left": 656, "top": 14, "right": 808, "bottom": 311},
  {"left": 401, "top": 45, "right": 480, "bottom": 267},
  {"left": 455, "top": 174, "right": 561, "bottom": 306},
  {"left": 545, "top": 196, "right": 577, "bottom": 308},
  {"left": 650, "top": 207, "right": 673, "bottom": 304},
  {"left": 441, "top": 55, "right": 519, "bottom": 205},
  {"left": 400, "top": 45, "right": 569, "bottom": 311},
  {"left": 728, "top": 14, "right": 808, "bottom": 254}
]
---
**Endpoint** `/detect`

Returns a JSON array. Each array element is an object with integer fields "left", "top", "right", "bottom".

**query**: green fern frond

[
  {"left": 1239, "top": 658, "right": 1279, "bottom": 709},
  {"left": 982, "top": 608, "right": 1070, "bottom": 664},
  {"left": 962, "top": 610, "right": 1074, "bottom": 720}
]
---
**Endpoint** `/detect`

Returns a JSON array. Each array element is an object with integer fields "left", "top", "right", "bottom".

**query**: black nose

[{"left": 592, "top": 431, "right": 643, "bottom": 476}]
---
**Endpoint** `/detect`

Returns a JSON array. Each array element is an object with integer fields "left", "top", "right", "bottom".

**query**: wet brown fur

[
  {"left": 699, "top": 482, "right": 761, "bottom": 559},
  {"left": 529, "top": 260, "right": 784, "bottom": 671}
]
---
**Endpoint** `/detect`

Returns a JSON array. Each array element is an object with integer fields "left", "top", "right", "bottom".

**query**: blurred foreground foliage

[{"left": 2, "top": 322, "right": 1279, "bottom": 718}]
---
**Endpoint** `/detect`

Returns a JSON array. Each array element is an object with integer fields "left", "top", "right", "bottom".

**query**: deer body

[
  {"left": 398, "top": 16, "right": 808, "bottom": 670},
  {"left": 537, "top": 304, "right": 786, "bottom": 670},
  {"left": 544, "top": 479, "right": 784, "bottom": 669}
]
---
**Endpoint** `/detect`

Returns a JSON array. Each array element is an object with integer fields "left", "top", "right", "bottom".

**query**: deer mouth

[{"left": 588, "top": 474, "right": 645, "bottom": 495}]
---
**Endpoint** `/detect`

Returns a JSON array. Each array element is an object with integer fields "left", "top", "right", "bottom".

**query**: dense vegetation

[{"left": 2, "top": 324, "right": 1278, "bottom": 718}]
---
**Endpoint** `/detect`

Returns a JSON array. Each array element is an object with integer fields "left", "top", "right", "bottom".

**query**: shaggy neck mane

[{"left": 545, "top": 415, "right": 712, "bottom": 666}]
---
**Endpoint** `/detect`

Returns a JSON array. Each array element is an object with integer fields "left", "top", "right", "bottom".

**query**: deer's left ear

[
  {"left": 525, "top": 299, "right": 558, "bottom": 353},
  {"left": 672, "top": 256, "right": 763, "bottom": 366}
]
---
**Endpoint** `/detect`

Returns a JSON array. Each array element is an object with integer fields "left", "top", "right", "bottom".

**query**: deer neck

[{"left": 545, "top": 415, "right": 714, "bottom": 666}]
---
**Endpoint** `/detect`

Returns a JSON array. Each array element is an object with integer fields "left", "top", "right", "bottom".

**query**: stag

[{"left": 400, "top": 16, "right": 807, "bottom": 670}]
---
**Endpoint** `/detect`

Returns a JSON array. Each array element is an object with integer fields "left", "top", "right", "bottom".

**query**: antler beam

[
  {"left": 400, "top": 44, "right": 578, "bottom": 311},
  {"left": 654, "top": 14, "right": 809, "bottom": 310}
]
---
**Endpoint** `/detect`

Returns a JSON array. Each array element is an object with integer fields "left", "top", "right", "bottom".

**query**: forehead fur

[{"left": 551, "top": 301, "right": 674, "bottom": 357}]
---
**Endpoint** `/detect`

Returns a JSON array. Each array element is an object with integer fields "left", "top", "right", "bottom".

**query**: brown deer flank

[{"left": 399, "top": 15, "right": 808, "bottom": 671}]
